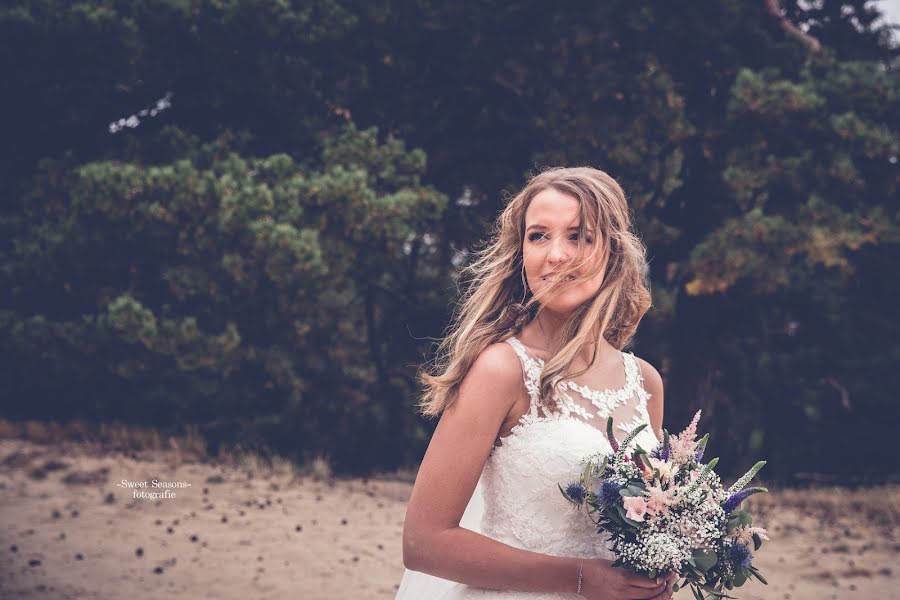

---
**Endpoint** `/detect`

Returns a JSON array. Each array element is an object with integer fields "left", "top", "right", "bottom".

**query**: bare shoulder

[
  {"left": 467, "top": 340, "right": 522, "bottom": 381},
  {"left": 455, "top": 340, "right": 524, "bottom": 413}
]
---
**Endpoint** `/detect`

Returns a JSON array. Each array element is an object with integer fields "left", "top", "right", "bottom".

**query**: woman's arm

[
  {"left": 402, "top": 342, "right": 581, "bottom": 594},
  {"left": 638, "top": 358, "right": 665, "bottom": 441}
]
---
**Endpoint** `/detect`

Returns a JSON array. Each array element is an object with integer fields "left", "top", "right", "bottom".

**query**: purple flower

[
  {"left": 565, "top": 482, "right": 586, "bottom": 505},
  {"left": 605, "top": 417, "right": 620, "bottom": 453},
  {"left": 650, "top": 434, "right": 671, "bottom": 461},
  {"left": 596, "top": 480, "right": 622, "bottom": 505},
  {"left": 729, "top": 542, "right": 753, "bottom": 569},
  {"left": 723, "top": 487, "right": 767, "bottom": 514}
]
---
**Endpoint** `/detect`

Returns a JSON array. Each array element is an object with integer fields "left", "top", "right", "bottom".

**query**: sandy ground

[{"left": 0, "top": 436, "right": 897, "bottom": 600}]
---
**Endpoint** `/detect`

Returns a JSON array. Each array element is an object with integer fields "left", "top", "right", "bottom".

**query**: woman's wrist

[{"left": 534, "top": 554, "right": 585, "bottom": 595}]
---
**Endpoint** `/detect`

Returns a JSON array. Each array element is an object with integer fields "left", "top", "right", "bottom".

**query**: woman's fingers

[
  {"left": 629, "top": 579, "right": 668, "bottom": 599},
  {"left": 626, "top": 573, "right": 666, "bottom": 588},
  {"left": 647, "top": 575, "right": 676, "bottom": 600}
]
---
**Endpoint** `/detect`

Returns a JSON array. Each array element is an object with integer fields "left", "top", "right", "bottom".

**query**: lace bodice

[{"left": 478, "top": 336, "right": 660, "bottom": 564}]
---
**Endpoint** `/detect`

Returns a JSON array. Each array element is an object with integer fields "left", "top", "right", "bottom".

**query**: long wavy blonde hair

[{"left": 419, "top": 166, "right": 652, "bottom": 416}]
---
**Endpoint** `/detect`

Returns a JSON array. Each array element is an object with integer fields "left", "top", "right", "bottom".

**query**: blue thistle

[
  {"left": 595, "top": 480, "right": 622, "bottom": 505},
  {"left": 728, "top": 543, "right": 753, "bottom": 569},
  {"left": 564, "top": 481, "right": 586, "bottom": 505},
  {"left": 722, "top": 487, "right": 768, "bottom": 514}
]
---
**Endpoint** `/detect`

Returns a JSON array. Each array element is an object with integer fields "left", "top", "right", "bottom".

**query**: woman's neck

[{"left": 521, "top": 311, "right": 613, "bottom": 363}]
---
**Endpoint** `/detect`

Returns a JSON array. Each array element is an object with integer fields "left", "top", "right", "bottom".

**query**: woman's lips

[{"left": 540, "top": 273, "right": 576, "bottom": 281}]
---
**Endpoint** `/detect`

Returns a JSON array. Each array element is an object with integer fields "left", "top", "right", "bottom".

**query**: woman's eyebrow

[{"left": 525, "top": 224, "right": 582, "bottom": 232}]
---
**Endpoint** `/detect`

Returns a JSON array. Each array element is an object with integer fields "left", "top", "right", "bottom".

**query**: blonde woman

[{"left": 397, "top": 167, "right": 676, "bottom": 599}]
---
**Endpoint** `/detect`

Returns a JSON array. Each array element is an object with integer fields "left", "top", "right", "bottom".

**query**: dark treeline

[{"left": 1, "top": 1, "right": 897, "bottom": 479}]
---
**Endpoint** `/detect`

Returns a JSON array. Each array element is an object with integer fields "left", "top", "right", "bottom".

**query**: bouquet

[{"left": 559, "top": 411, "right": 769, "bottom": 599}]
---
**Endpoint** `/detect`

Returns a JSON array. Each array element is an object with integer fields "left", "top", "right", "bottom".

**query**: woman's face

[{"left": 522, "top": 188, "right": 606, "bottom": 315}]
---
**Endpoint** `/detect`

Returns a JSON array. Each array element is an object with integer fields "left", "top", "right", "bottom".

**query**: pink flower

[
  {"left": 733, "top": 525, "right": 771, "bottom": 545},
  {"left": 622, "top": 496, "right": 648, "bottom": 521},
  {"left": 645, "top": 483, "right": 675, "bottom": 517},
  {"left": 669, "top": 410, "right": 702, "bottom": 464},
  {"left": 680, "top": 410, "right": 702, "bottom": 441}
]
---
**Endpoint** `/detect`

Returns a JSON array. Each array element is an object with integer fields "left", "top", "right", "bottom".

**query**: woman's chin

[{"left": 540, "top": 294, "right": 589, "bottom": 316}]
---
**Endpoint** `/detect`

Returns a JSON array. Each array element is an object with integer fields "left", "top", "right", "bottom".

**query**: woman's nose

[{"left": 547, "top": 236, "right": 571, "bottom": 264}]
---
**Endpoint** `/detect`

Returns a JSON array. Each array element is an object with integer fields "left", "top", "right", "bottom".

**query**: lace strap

[
  {"left": 503, "top": 336, "right": 542, "bottom": 418},
  {"left": 628, "top": 352, "right": 652, "bottom": 408}
]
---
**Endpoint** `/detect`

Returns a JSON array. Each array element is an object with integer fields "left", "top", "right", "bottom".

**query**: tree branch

[{"left": 763, "top": 0, "right": 823, "bottom": 54}]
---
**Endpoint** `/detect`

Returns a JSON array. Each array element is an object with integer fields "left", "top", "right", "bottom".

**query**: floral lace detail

[
  {"left": 555, "top": 351, "right": 640, "bottom": 419},
  {"left": 617, "top": 411, "right": 651, "bottom": 436},
  {"left": 504, "top": 337, "right": 543, "bottom": 421},
  {"left": 504, "top": 336, "right": 646, "bottom": 429}
]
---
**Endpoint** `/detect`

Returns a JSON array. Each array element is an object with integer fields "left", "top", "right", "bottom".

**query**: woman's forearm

[{"left": 404, "top": 526, "right": 581, "bottom": 594}]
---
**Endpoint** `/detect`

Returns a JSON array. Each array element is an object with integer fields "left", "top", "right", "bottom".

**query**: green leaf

[
  {"left": 752, "top": 533, "right": 762, "bottom": 550},
  {"left": 581, "top": 459, "right": 593, "bottom": 483},
  {"left": 748, "top": 566, "right": 768, "bottom": 585},
  {"left": 726, "top": 461, "right": 767, "bottom": 496},
  {"left": 620, "top": 483, "right": 647, "bottom": 497},
  {"left": 695, "top": 432, "right": 709, "bottom": 457},
  {"left": 692, "top": 549, "right": 718, "bottom": 572},
  {"left": 726, "top": 509, "right": 752, "bottom": 532}
]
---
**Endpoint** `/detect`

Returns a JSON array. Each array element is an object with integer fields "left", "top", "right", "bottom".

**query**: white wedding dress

[{"left": 397, "top": 336, "right": 660, "bottom": 599}]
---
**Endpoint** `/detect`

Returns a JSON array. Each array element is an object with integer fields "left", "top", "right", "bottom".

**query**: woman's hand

[{"left": 579, "top": 558, "right": 677, "bottom": 600}]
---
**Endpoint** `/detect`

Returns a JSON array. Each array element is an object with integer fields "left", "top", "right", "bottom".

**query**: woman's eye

[
  {"left": 527, "top": 231, "right": 593, "bottom": 243},
  {"left": 568, "top": 233, "right": 594, "bottom": 244}
]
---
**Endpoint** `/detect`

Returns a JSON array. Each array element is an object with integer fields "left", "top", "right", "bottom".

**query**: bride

[{"left": 397, "top": 167, "right": 677, "bottom": 599}]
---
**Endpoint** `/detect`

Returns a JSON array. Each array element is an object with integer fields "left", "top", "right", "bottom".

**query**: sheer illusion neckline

[{"left": 507, "top": 335, "right": 631, "bottom": 396}]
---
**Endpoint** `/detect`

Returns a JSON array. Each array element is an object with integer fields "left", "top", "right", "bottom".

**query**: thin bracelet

[{"left": 576, "top": 558, "right": 584, "bottom": 595}]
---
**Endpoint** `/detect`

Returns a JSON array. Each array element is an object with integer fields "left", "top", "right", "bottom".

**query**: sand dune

[{"left": 0, "top": 436, "right": 896, "bottom": 599}]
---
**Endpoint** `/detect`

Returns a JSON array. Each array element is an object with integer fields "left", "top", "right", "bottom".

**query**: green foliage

[
  {"left": 689, "top": 62, "right": 899, "bottom": 296},
  {"left": 0, "top": 124, "right": 447, "bottom": 471}
]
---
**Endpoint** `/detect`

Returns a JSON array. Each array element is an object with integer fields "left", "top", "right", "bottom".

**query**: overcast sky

[{"left": 876, "top": 0, "right": 900, "bottom": 40}]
